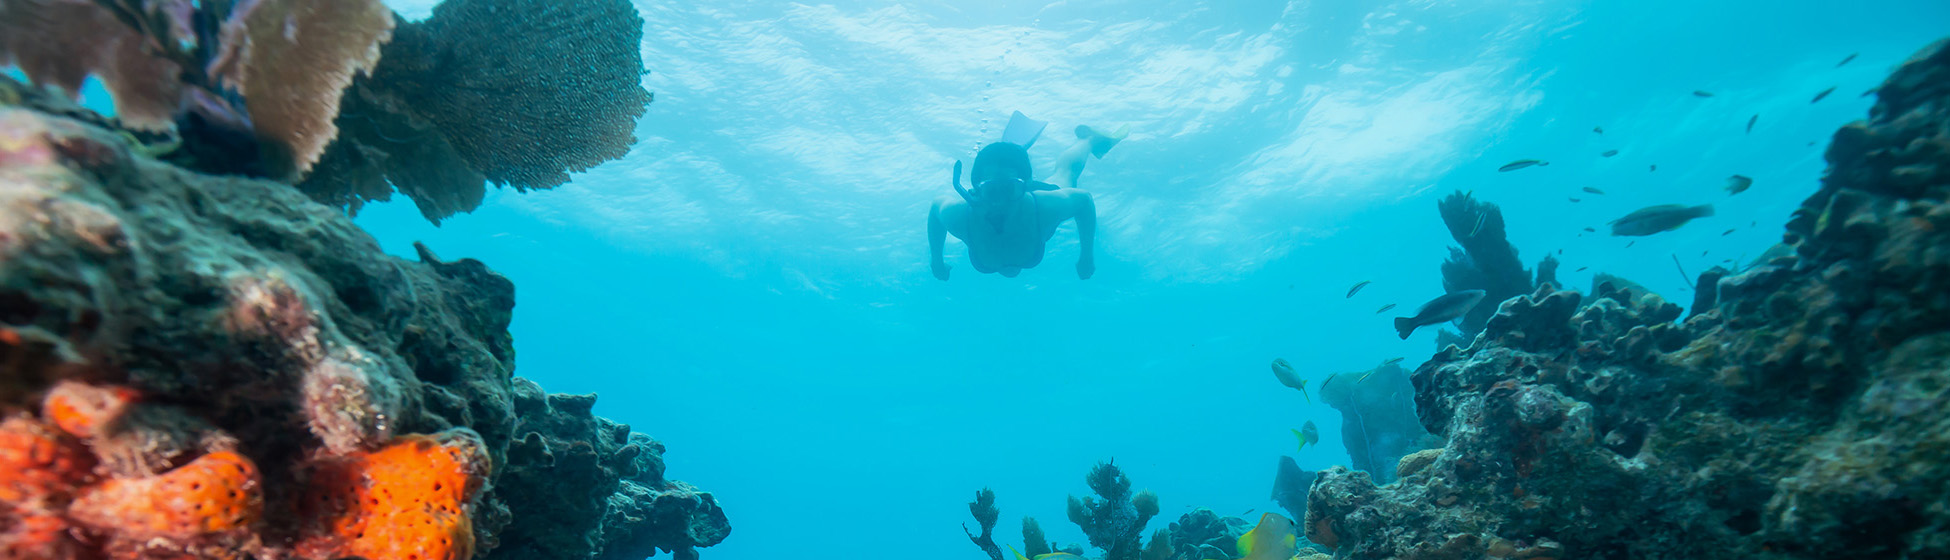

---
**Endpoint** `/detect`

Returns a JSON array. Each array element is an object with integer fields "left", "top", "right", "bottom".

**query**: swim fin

[
  {"left": 1001, "top": 111, "right": 1048, "bottom": 149},
  {"left": 1076, "top": 124, "right": 1130, "bottom": 158}
]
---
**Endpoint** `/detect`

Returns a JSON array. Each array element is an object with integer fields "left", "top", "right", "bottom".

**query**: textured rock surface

[
  {"left": 1303, "top": 39, "right": 1950, "bottom": 559},
  {"left": 0, "top": 90, "right": 727, "bottom": 558}
]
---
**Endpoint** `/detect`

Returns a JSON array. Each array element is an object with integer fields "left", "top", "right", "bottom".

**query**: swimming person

[{"left": 928, "top": 112, "right": 1127, "bottom": 280}]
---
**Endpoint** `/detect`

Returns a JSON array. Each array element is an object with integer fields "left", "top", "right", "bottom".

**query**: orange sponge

[
  {"left": 0, "top": 513, "right": 81, "bottom": 558},
  {"left": 67, "top": 450, "right": 263, "bottom": 540},
  {"left": 297, "top": 429, "right": 490, "bottom": 560},
  {"left": 0, "top": 415, "right": 95, "bottom": 509},
  {"left": 42, "top": 380, "right": 141, "bottom": 440}
]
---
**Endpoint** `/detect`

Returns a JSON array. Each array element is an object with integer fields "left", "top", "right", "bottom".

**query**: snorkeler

[{"left": 928, "top": 112, "right": 1127, "bottom": 280}]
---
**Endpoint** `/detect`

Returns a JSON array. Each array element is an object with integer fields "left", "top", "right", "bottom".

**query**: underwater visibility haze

[{"left": 4, "top": 0, "right": 1950, "bottom": 558}]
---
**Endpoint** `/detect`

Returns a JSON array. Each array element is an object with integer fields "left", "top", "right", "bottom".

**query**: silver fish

[
  {"left": 1582, "top": 186, "right": 1606, "bottom": 195},
  {"left": 1375, "top": 303, "right": 1397, "bottom": 314},
  {"left": 1610, "top": 204, "right": 1715, "bottom": 237},
  {"left": 1393, "top": 290, "right": 1487, "bottom": 339},
  {"left": 1693, "top": 90, "right": 1715, "bottom": 97},
  {"left": 1812, "top": 87, "right": 1836, "bottom": 103},
  {"left": 1346, "top": 280, "right": 1372, "bottom": 299},
  {"left": 1837, "top": 53, "right": 1857, "bottom": 67},
  {"left": 1601, "top": 149, "right": 1619, "bottom": 157},
  {"left": 1746, "top": 114, "right": 1758, "bottom": 134},
  {"left": 1725, "top": 175, "right": 1754, "bottom": 195},
  {"left": 1499, "top": 159, "right": 1548, "bottom": 172}
]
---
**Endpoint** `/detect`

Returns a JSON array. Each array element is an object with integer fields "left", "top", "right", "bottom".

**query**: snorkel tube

[{"left": 952, "top": 160, "right": 977, "bottom": 204}]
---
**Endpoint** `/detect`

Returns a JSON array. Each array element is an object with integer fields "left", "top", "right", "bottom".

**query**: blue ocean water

[{"left": 336, "top": 1, "right": 1945, "bottom": 558}]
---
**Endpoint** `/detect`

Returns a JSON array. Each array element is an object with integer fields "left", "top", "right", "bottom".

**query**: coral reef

[
  {"left": 962, "top": 488, "right": 1084, "bottom": 560},
  {"left": 0, "top": 104, "right": 726, "bottom": 558},
  {"left": 1318, "top": 363, "right": 1439, "bottom": 485},
  {"left": 1437, "top": 191, "right": 1545, "bottom": 340},
  {"left": 1163, "top": 507, "right": 1250, "bottom": 560},
  {"left": 298, "top": 0, "right": 654, "bottom": 223},
  {"left": 1067, "top": 461, "right": 1162, "bottom": 560},
  {"left": 1302, "top": 39, "right": 1950, "bottom": 559}
]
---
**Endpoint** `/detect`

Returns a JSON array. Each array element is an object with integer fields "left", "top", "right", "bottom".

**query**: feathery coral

[{"left": 297, "top": 429, "right": 491, "bottom": 560}]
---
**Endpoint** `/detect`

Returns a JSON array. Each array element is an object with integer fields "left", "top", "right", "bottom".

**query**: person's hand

[
  {"left": 932, "top": 260, "right": 951, "bottom": 281},
  {"left": 1076, "top": 258, "right": 1095, "bottom": 280}
]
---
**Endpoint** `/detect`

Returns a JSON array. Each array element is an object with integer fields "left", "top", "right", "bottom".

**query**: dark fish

[
  {"left": 1393, "top": 290, "right": 1487, "bottom": 340},
  {"left": 1650, "top": 164, "right": 1658, "bottom": 172},
  {"left": 1583, "top": 227, "right": 1597, "bottom": 233},
  {"left": 1380, "top": 357, "right": 1405, "bottom": 367},
  {"left": 1375, "top": 303, "right": 1397, "bottom": 314},
  {"left": 1610, "top": 204, "right": 1715, "bottom": 236},
  {"left": 1601, "top": 149, "right": 1619, "bottom": 157},
  {"left": 1346, "top": 280, "right": 1372, "bottom": 298},
  {"left": 1862, "top": 88, "right": 1878, "bottom": 98},
  {"left": 1576, "top": 266, "right": 1589, "bottom": 272},
  {"left": 1702, "top": 250, "right": 1709, "bottom": 257},
  {"left": 1626, "top": 241, "right": 1636, "bottom": 247},
  {"left": 1812, "top": 87, "right": 1836, "bottom": 103},
  {"left": 1837, "top": 53, "right": 1857, "bottom": 67},
  {"left": 1582, "top": 186, "right": 1606, "bottom": 195},
  {"left": 1746, "top": 114, "right": 1758, "bottom": 134},
  {"left": 1568, "top": 197, "right": 1582, "bottom": 203},
  {"left": 1724, "top": 174, "right": 1753, "bottom": 195},
  {"left": 1557, "top": 249, "right": 1563, "bottom": 255},
  {"left": 1499, "top": 159, "right": 1548, "bottom": 172},
  {"left": 1593, "top": 126, "right": 1605, "bottom": 134},
  {"left": 1693, "top": 90, "right": 1715, "bottom": 98},
  {"left": 1722, "top": 228, "right": 1736, "bottom": 236}
]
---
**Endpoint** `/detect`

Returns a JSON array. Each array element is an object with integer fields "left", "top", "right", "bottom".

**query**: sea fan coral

[
  {"left": 208, "top": 0, "right": 394, "bottom": 179},
  {"left": 299, "top": 0, "right": 653, "bottom": 223},
  {"left": 0, "top": 0, "right": 183, "bottom": 130}
]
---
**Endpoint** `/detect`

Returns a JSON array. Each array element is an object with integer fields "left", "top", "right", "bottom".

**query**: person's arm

[
  {"left": 1073, "top": 191, "right": 1096, "bottom": 279},
  {"left": 929, "top": 200, "right": 951, "bottom": 280}
]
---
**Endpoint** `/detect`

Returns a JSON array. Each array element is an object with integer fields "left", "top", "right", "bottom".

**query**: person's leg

[{"left": 1046, "top": 124, "right": 1128, "bottom": 189}]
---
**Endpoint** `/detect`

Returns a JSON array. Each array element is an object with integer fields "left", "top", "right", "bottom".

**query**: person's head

[{"left": 969, "top": 142, "right": 1032, "bottom": 227}]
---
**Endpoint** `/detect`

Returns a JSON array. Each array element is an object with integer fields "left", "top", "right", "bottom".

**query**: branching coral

[
  {"left": 1436, "top": 191, "right": 1544, "bottom": 341},
  {"left": 298, "top": 0, "right": 654, "bottom": 223},
  {"left": 1066, "top": 461, "right": 1161, "bottom": 560}
]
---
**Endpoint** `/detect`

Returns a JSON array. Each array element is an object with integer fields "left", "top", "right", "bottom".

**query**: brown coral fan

[
  {"left": 1304, "top": 38, "right": 1950, "bottom": 559},
  {"left": 208, "top": 0, "right": 395, "bottom": 179},
  {"left": 0, "top": 0, "right": 183, "bottom": 130},
  {"left": 299, "top": 0, "right": 654, "bottom": 223}
]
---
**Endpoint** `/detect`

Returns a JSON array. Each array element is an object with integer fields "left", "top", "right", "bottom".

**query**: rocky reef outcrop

[
  {"left": 1302, "top": 39, "right": 1950, "bottom": 559},
  {"left": 0, "top": 86, "right": 726, "bottom": 559}
]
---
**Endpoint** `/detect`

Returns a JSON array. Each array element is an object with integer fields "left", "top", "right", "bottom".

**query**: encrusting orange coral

[
  {"left": 0, "top": 415, "right": 95, "bottom": 509},
  {"left": 297, "top": 429, "right": 491, "bottom": 560},
  {"left": 42, "top": 380, "right": 141, "bottom": 440},
  {"left": 67, "top": 450, "right": 263, "bottom": 540}
]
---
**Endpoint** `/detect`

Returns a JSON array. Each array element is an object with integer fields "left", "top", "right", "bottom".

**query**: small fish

[
  {"left": 1746, "top": 114, "right": 1758, "bottom": 134},
  {"left": 1010, "top": 546, "right": 1086, "bottom": 560},
  {"left": 1499, "top": 159, "right": 1548, "bottom": 172},
  {"left": 1722, "top": 228, "right": 1736, "bottom": 236},
  {"left": 1269, "top": 359, "right": 1310, "bottom": 403},
  {"left": 1569, "top": 197, "right": 1582, "bottom": 203},
  {"left": 1611, "top": 203, "right": 1714, "bottom": 236},
  {"left": 1626, "top": 241, "right": 1636, "bottom": 248},
  {"left": 1557, "top": 249, "right": 1563, "bottom": 255},
  {"left": 1862, "top": 88, "right": 1879, "bottom": 98},
  {"left": 1724, "top": 174, "right": 1754, "bottom": 195},
  {"left": 1242, "top": 508, "right": 1255, "bottom": 516},
  {"left": 1650, "top": 164, "right": 1658, "bottom": 172},
  {"left": 1355, "top": 369, "right": 1375, "bottom": 384},
  {"left": 1701, "top": 250, "right": 1709, "bottom": 257},
  {"left": 1575, "top": 266, "right": 1589, "bottom": 272},
  {"left": 1375, "top": 303, "right": 1397, "bottom": 314},
  {"left": 1582, "top": 186, "right": 1606, "bottom": 195},
  {"left": 1693, "top": 90, "right": 1715, "bottom": 98},
  {"left": 1583, "top": 227, "right": 1597, "bottom": 233},
  {"left": 1237, "top": 513, "right": 1299, "bottom": 560},
  {"left": 1812, "top": 87, "right": 1836, "bottom": 103},
  {"left": 1394, "top": 290, "right": 1487, "bottom": 339},
  {"left": 1593, "top": 126, "right": 1605, "bottom": 134},
  {"left": 1837, "top": 53, "right": 1857, "bottom": 67},
  {"left": 1293, "top": 423, "right": 1320, "bottom": 452},
  {"left": 1470, "top": 212, "right": 1489, "bottom": 237},
  {"left": 1346, "top": 280, "right": 1372, "bottom": 299},
  {"left": 1601, "top": 149, "right": 1619, "bottom": 157},
  {"left": 1380, "top": 356, "right": 1405, "bottom": 367}
]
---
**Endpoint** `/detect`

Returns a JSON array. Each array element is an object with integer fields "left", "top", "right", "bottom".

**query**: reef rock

[
  {"left": 0, "top": 94, "right": 727, "bottom": 559},
  {"left": 1306, "top": 39, "right": 1950, "bottom": 559}
]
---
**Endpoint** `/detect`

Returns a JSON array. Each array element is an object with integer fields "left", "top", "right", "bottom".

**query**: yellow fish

[
  {"left": 1236, "top": 512, "right": 1298, "bottom": 560},
  {"left": 1292, "top": 421, "right": 1320, "bottom": 452},
  {"left": 1270, "top": 359, "right": 1311, "bottom": 403},
  {"left": 1010, "top": 545, "right": 1085, "bottom": 560}
]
